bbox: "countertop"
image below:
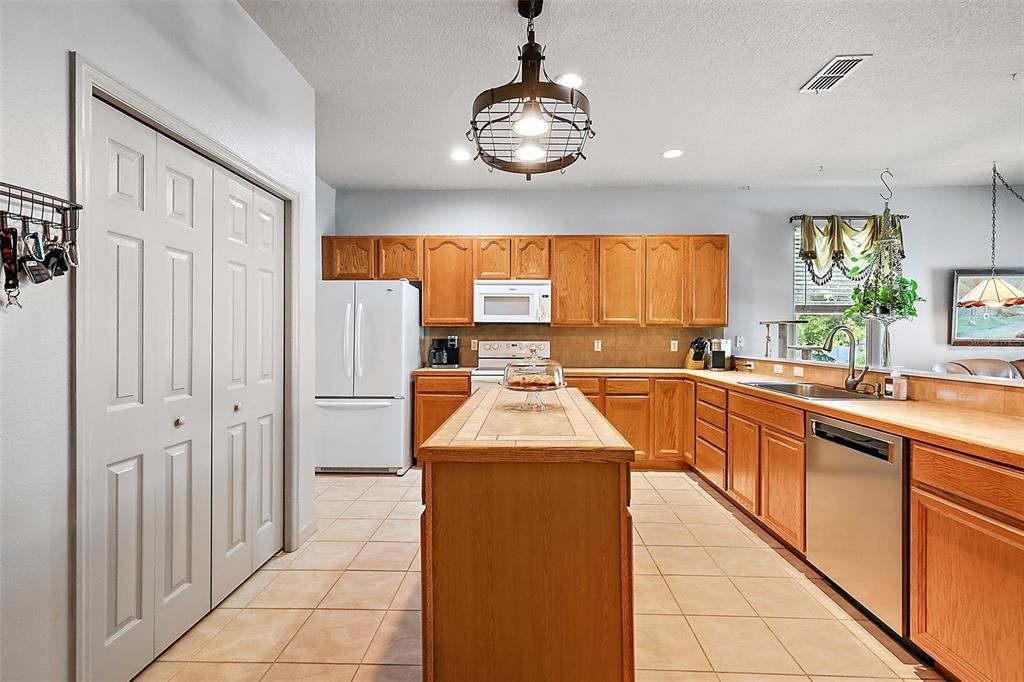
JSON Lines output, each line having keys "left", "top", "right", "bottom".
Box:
{"left": 412, "top": 366, "right": 1023, "bottom": 468}
{"left": 417, "top": 386, "right": 634, "bottom": 463}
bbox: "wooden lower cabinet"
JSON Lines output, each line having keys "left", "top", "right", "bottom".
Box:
{"left": 759, "top": 428, "right": 805, "bottom": 551}
{"left": 726, "top": 413, "right": 760, "bottom": 514}
{"left": 605, "top": 394, "right": 651, "bottom": 462}
{"left": 682, "top": 380, "right": 696, "bottom": 465}
{"left": 414, "top": 375, "right": 471, "bottom": 453}
{"left": 695, "top": 438, "right": 726, "bottom": 489}
{"left": 652, "top": 379, "right": 685, "bottom": 468}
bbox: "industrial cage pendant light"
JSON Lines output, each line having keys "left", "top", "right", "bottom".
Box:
{"left": 467, "top": 0, "right": 595, "bottom": 180}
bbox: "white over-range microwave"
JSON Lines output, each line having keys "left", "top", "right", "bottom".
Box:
{"left": 473, "top": 280, "right": 551, "bottom": 323}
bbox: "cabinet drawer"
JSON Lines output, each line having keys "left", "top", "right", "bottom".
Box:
{"left": 565, "top": 376, "right": 602, "bottom": 396}
{"left": 912, "top": 442, "right": 1024, "bottom": 523}
{"left": 696, "top": 382, "right": 726, "bottom": 408}
{"left": 416, "top": 375, "right": 471, "bottom": 395}
{"left": 696, "top": 419, "right": 726, "bottom": 451}
{"left": 729, "top": 391, "right": 804, "bottom": 438}
{"left": 606, "top": 378, "right": 651, "bottom": 395}
{"left": 695, "top": 438, "right": 726, "bottom": 489}
{"left": 696, "top": 401, "right": 726, "bottom": 429}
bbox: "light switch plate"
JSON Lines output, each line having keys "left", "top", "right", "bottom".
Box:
{"left": 470, "top": 339, "right": 478, "bottom": 350}
{"left": 670, "top": 340, "right": 679, "bottom": 352}
{"left": 735, "top": 335, "right": 745, "bottom": 349}
{"left": 594, "top": 339, "right": 602, "bottom": 352}
{"left": 793, "top": 366, "right": 805, "bottom": 377}
{"left": 773, "top": 364, "right": 784, "bottom": 375}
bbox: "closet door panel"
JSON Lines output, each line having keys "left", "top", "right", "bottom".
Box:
{"left": 212, "top": 171, "right": 256, "bottom": 604}
{"left": 153, "top": 136, "right": 214, "bottom": 651}
{"left": 86, "top": 100, "right": 159, "bottom": 682}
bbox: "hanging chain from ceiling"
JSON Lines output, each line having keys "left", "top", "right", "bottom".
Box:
{"left": 990, "top": 162, "right": 1024, "bottom": 274}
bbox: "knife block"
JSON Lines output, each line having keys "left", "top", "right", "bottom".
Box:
{"left": 684, "top": 348, "right": 706, "bottom": 369}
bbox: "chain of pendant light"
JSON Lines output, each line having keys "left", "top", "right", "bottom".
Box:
{"left": 991, "top": 163, "right": 1024, "bottom": 275}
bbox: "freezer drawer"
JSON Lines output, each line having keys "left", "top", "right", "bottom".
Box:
{"left": 314, "top": 398, "right": 411, "bottom": 472}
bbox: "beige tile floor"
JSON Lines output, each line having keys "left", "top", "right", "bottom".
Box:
{"left": 136, "top": 469, "right": 942, "bottom": 682}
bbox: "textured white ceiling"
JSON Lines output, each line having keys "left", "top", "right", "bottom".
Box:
{"left": 241, "top": 0, "right": 1024, "bottom": 190}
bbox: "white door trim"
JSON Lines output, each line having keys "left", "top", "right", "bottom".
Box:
{"left": 72, "top": 54, "right": 307, "bottom": 681}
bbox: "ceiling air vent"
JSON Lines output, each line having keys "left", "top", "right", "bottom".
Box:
{"left": 800, "top": 54, "right": 872, "bottom": 92}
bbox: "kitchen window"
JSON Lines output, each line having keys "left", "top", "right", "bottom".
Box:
{"left": 792, "top": 226, "right": 877, "bottom": 365}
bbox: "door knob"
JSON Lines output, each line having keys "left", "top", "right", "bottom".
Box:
{"left": 233, "top": 403, "right": 242, "bottom": 413}
{"left": 173, "top": 417, "right": 185, "bottom": 428}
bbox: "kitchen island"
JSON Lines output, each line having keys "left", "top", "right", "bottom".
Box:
{"left": 417, "top": 386, "right": 636, "bottom": 682}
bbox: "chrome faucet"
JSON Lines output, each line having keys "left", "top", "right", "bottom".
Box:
{"left": 818, "top": 325, "right": 869, "bottom": 391}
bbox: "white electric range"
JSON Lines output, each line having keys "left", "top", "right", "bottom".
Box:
{"left": 470, "top": 340, "right": 551, "bottom": 393}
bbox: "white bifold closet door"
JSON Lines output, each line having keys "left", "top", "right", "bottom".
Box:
{"left": 84, "top": 101, "right": 213, "bottom": 680}
{"left": 211, "top": 168, "right": 285, "bottom": 605}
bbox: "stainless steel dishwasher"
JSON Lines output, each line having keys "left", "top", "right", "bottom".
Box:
{"left": 806, "top": 413, "right": 907, "bottom": 636}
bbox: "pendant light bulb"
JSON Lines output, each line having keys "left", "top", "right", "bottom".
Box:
{"left": 514, "top": 142, "right": 545, "bottom": 162}
{"left": 512, "top": 101, "right": 550, "bottom": 137}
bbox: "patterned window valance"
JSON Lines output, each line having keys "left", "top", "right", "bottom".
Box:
{"left": 798, "top": 215, "right": 904, "bottom": 285}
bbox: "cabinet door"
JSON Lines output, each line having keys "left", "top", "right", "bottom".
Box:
{"left": 378, "top": 236, "right": 422, "bottom": 280}
{"left": 682, "top": 380, "right": 696, "bottom": 465}
{"left": 512, "top": 237, "right": 550, "bottom": 279}
{"left": 322, "top": 236, "right": 376, "bottom": 280}
{"left": 645, "top": 236, "right": 686, "bottom": 326}
{"left": 653, "top": 379, "right": 684, "bottom": 463}
{"left": 474, "top": 237, "right": 512, "bottom": 279}
{"left": 910, "top": 487, "right": 1024, "bottom": 682}
{"left": 686, "top": 235, "right": 729, "bottom": 326}
{"left": 599, "top": 236, "right": 644, "bottom": 326}
{"left": 760, "top": 428, "right": 805, "bottom": 551}
{"left": 727, "top": 413, "right": 760, "bottom": 514}
{"left": 415, "top": 393, "right": 469, "bottom": 450}
{"left": 423, "top": 237, "right": 474, "bottom": 326}
{"left": 605, "top": 395, "right": 651, "bottom": 461}
{"left": 551, "top": 237, "right": 597, "bottom": 326}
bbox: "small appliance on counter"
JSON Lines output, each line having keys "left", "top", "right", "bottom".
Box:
{"left": 709, "top": 338, "right": 733, "bottom": 371}
{"left": 429, "top": 336, "right": 460, "bottom": 368}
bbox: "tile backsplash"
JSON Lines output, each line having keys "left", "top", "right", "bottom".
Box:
{"left": 422, "top": 325, "right": 720, "bottom": 368}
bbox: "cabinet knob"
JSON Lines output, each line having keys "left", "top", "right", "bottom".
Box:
{"left": 173, "top": 417, "right": 185, "bottom": 428}
{"left": 233, "top": 403, "right": 242, "bottom": 413}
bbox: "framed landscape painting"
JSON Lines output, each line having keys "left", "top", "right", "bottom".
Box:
{"left": 950, "top": 269, "right": 1024, "bottom": 346}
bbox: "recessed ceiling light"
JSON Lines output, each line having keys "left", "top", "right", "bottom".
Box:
{"left": 555, "top": 73, "right": 584, "bottom": 89}
{"left": 450, "top": 148, "right": 472, "bottom": 162}
{"left": 662, "top": 149, "right": 684, "bottom": 159}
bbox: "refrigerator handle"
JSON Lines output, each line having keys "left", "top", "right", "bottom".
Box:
{"left": 355, "top": 301, "right": 365, "bottom": 378}
{"left": 343, "top": 301, "right": 353, "bottom": 379}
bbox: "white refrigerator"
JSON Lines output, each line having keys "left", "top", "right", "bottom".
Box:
{"left": 315, "top": 280, "right": 420, "bottom": 472}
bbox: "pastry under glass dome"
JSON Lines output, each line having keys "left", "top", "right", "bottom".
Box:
{"left": 502, "top": 347, "right": 565, "bottom": 410}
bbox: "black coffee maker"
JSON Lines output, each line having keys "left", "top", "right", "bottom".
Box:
{"left": 429, "top": 336, "right": 460, "bottom": 368}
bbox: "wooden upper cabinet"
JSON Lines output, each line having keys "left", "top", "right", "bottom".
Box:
{"left": 322, "top": 236, "right": 375, "bottom": 280}
{"left": 474, "top": 237, "right": 512, "bottom": 279}
{"left": 686, "top": 235, "right": 729, "bottom": 326}
{"left": 598, "top": 236, "right": 645, "bottom": 326}
{"left": 512, "top": 237, "right": 550, "bottom": 279}
{"left": 760, "top": 428, "right": 805, "bottom": 551}
{"left": 551, "top": 237, "right": 597, "bottom": 326}
{"left": 727, "top": 413, "right": 760, "bottom": 514}
{"left": 422, "top": 237, "right": 474, "bottom": 326}
{"left": 645, "top": 236, "right": 687, "bottom": 326}
{"left": 377, "top": 236, "right": 423, "bottom": 280}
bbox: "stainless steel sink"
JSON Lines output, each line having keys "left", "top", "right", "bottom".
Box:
{"left": 739, "top": 382, "right": 879, "bottom": 401}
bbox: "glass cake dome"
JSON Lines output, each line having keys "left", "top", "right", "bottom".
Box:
{"left": 502, "top": 347, "right": 565, "bottom": 409}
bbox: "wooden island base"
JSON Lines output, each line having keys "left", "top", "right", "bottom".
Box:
{"left": 419, "top": 387, "right": 636, "bottom": 682}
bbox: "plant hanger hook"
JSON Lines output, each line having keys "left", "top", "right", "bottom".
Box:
{"left": 879, "top": 169, "right": 894, "bottom": 201}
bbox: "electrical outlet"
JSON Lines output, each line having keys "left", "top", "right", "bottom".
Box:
{"left": 735, "top": 335, "right": 745, "bottom": 349}
{"left": 793, "top": 366, "right": 805, "bottom": 377}
{"left": 593, "top": 339, "right": 602, "bottom": 352}
{"left": 773, "top": 364, "right": 784, "bottom": 375}
{"left": 670, "top": 340, "right": 679, "bottom": 352}
{"left": 470, "top": 339, "right": 478, "bottom": 351}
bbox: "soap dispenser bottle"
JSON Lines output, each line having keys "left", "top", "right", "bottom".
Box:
{"left": 883, "top": 366, "right": 908, "bottom": 400}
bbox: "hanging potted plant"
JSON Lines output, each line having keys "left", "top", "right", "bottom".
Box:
{"left": 843, "top": 253, "right": 925, "bottom": 366}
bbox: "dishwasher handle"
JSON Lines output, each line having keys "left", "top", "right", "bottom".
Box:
{"left": 811, "top": 420, "right": 893, "bottom": 462}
